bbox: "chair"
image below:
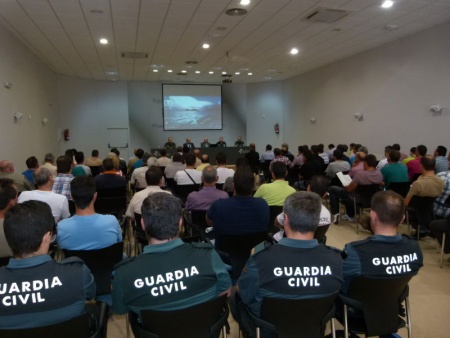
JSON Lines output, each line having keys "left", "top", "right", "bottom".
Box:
{"left": 189, "top": 209, "right": 208, "bottom": 230}
{"left": 89, "top": 166, "right": 102, "bottom": 177}
{"left": 131, "top": 295, "right": 229, "bottom": 338}
{"left": 63, "top": 242, "right": 124, "bottom": 296}
{"left": 216, "top": 232, "right": 267, "bottom": 279}
{"left": 406, "top": 195, "right": 436, "bottom": 239}
{"left": 215, "top": 183, "right": 224, "bottom": 190}
{"left": 249, "top": 293, "right": 338, "bottom": 338}
{"left": 68, "top": 200, "right": 76, "bottom": 216}
{"left": 314, "top": 224, "right": 331, "bottom": 244}
{"left": 95, "top": 186, "right": 127, "bottom": 218}
{"left": 268, "top": 205, "right": 283, "bottom": 234}
{"left": 338, "top": 275, "right": 413, "bottom": 338}
{"left": 329, "top": 171, "right": 349, "bottom": 188}
{"left": 165, "top": 178, "right": 176, "bottom": 191}
{"left": 410, "top": 173, "right": 421, "bottom": 183}
{"left": 172, "top": 184, "right": 199, "bottom": 204}
{"left": 388, "top": 181, "right": 410, "bottom": 198}
{"left": 347, "top": 184, "right": 380, "bottom": 234}
{"left": 0, "top": 307, "right": 107, "bottom": 338}
{"left": 286, "top": 165, "right": 301, "bottom": 188}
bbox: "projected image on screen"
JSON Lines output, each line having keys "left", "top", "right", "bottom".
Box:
{"left": 163, "top": 84, "right": 222, "bottom": 131}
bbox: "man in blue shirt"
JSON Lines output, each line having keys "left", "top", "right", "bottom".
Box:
{"left": 0, "top": 200, "right": 95, "bottom": 329}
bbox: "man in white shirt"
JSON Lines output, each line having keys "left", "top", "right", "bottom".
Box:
{"left": 216, "top": 152, "right": 235, "bottom": 184}
{"left": 376, "top": 146, "right": 392, "bottom": 170}
{"left": 156, "top": 149, "right": 172, "bottom": 167}
{"left": 174, "top": 154, "right": 202, "bottom": 185}
{"left": 18, "top": 167, "right": 70, "bottom": 223}
{"left": 126, "top": 167, "right": 171, "bottom": 220}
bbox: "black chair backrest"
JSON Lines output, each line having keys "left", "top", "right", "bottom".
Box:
{"left": 260, "top": 293, "right": 337, "bottom": 338}
{"left": 68, "top": 200, "right": 76, "bottom": 216}
{"left": 215, "top": 183, "right": 224, "bottom": 190}
{"left": 410, "top": 172, "right": 421, "bottom": 183}
{"left": 173, "top": 184, "right": 199, "bottom": 204}
{"left": 286, "top": 165, "right": 301, "bottom": 187}
{"left": 388, "top": 181, "right": 410, "bottom": 198}
{"left": 218, "top": 232, "right": 267, "bottom": 279}
{"left": 165, "top": 178, "right": 176, "bottom": 190}
{"left": 409, "top": 195, "right": 436, "bottom": 228}
{"left": 134, "top": 213, "right": 148, "bottom": 245}
{"left": 354, "top": 184, "right": 380, "bottom": 207}
{"left": 138, "top": 295, "right": 229, "bottom": 338}
{"left": 190, "top": 210, "right": 208, "bottom": 230}
{"left": 88, "top": 166, "right": 102, "bottom": 177}
{"left": 345, "top": 275, "right": 413, "bottom": 336}
{"left": 0, "top": 312, "right": 91, "bottom": 338}
{"left": 314, "top": 224, "right": 330, "bottom": 244}
{"left": 329, "top": 170, "right": 349, "bottom": 188}
{"left": 63, "top": 242, "right": 123, "bottom": 295}
{"left": 0, "top": 256, "right": 10, "bottom": 267}
{"left": 94, "top": 186, "right": 127, "bottom": 216}
{"left": 268, "top": 205, "right": 283, "bottom": 234}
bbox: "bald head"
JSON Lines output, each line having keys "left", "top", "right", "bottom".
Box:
{"left": 0, "top": 161, "right": 14, "bottom": 173}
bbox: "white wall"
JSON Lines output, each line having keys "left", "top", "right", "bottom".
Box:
{"left": 128, "top": 82, "right": 247, "bottom": 151}
{"left": 56, "top": 76, "right": 130, "bottom": 160}
{"left": 0, "top": 24, "right": 59, "bottom": 172}
{"left": 280, "top": 20, "right": 450, "bottom": 155}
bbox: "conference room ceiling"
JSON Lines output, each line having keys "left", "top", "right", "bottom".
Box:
{"left": 0, "top": 0, "right": 449, "bottom": 84}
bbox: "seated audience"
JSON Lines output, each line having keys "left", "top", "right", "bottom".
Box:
{"left": 392, "top": 143, "right": 407, "bottom": 162}
{"left": 245, "top": 143, "right": 260, "bottom": 174}
{"left": 164, "top": 153, "right": 185, "bottom": 179}
{"left": 42, "top": 153, "right": 58, "bottom": 177}
{"left": 22, "top": 156, "right": 39, "bottom": 185}
{"left": 325, "top": 149, "right": 351, "bottom": 178}
{"left": 402, "top": 146, "right": 416, "bottom": 164}
{"left": 156, "top": 149, "right": 172, "bottom": 167}
{"left": 18, "top": 167, "right": 70, "bottom": 223}
{"left": 0, "top": 200, "right": 95, "bottom": 328}
{"left": 349, "top": 152, "right": 365, "bottom": 178}
{"left": 52, "top": 155, "right": 74, "bottom": 200}
{"left": 85, "top": 149, "right": 102, "bottom": 167}
{"left": 232, "top": 191, "right": 343, "bottom": 335}
{"left": 126, "top": 167, "right": 171, "bottom": 220}
{"left": 434, "top": 145, "right": 449, "bottom": 173}
{"left": 260, "top": 144, "right": 275, "bottom": 162}
{"left": 216, "top": 152, "right": 235, "bottom": 184}
{"left": 376, "top": 145, "right": 393, "bottom": 170}
{"left": 185, "top": 166, "right": 228, "bottom": 211}
{"left": 131, "top": 152, "right": 152, "bottom": 189}
{"left": 94, "top": 158, "right": 127, "bottom": 190}
{"left": 195, "top": 154, "right": 210, "bottom": 172}
{"left": 407, "top": 145, "right": 427, "bottom": 181}
{"left": 112, "top": 193, "right": 231, "bottom": 319}
{"left": 0, "top": 178, "right": 17, "bottom": 258}
{"left": 174, "top": 154, "right": 202, "bottom": 185}
{"left": 269, "top": 148, "right": 292, "bottom": 172}
{"left": 381, "top": 149, "right": 409, "bottom": 189}
{"left": 0, "top": 160, "right": 33, "bottom": 192}
{"left": 73, "top": 151, "right": 91, "bottom": 176}
{"left": 254, "top": 162, "right": 295, "bottom": 206}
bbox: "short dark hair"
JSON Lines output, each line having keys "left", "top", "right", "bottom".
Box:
{"left": 141, "top": 193, "right": 181, "bottom": 240}
{"left": 110, "top": 148, "right": 120, "bottom": 156}
{"left": 26, "top": 156, "right": 38, "bottom": 169}
{"left": 303, "top": 149, "right": 313, "bottom": 161}
{"left": 136, "top": 149, "right": 144, "bottom": 159}
{"left": 266, "top": 144, "right": 272, "bottom": 151}
{"left": 145, "top": 166, "right": 163, "bottom": 186}
{"left": 436, "top": 145, "right": 447, "bottom": 157}
{"left": 371, "top": 190, "right": 404, "bottom": 226}
{"left": 273, "top": 148, "right": 281, "bottom": 156}
{"left": 142, "top": 152, "right": 151, "bottom": 164}
{"left": 311, "top": 145, "right": 318, "bottom": 154}
{"left": 160, "top": 149, "right": 167, "bottom": 156}
{"left": 384, "top": 146, "right": 393, "bottom": 154}
{"left": 0, "top": 178, "right": 17, "bottom": 210}
{"left": 309, "top": 175, "right": 329, "bottom": 198}
{"left": 271, "top": 162, "right": 287, "bottom": 179}
{"left": 233, "top": 168, "right": 254, "bottom": 196}
{"left": 284, "top": 192, "right": 321, "bottom": 233}
{"left": 328, "top": 144, "right": 335, "bottom": 149}
{"left": 4, "top": 201, "right": 54, "bottom": 257}
{"left": 410, "top": 147, "right": 416, "bottom": 154}
{"left": 416, "top": 145, "right": 427, "bottom": 156}
{"left": 421, "top": 155, "right": 435, "bottom": 171}
{"left": 75, "top": 151, "right": 84, "bottom": 164}
{"left": 34, "top": 167, "right": 52, "bottom": 187}
{"left": 185, "top": 154, "right": 196, "bottom": 166}
{"left": 333, "top": 149, "right": 343, "bottom": 160}
{"left": 103, "top": 158, "right": 115, "bottom": 171}
{"left": 317, "top": 144, "right": 324, "bottom": 153}
{"left": 92, "top": 149, "right": 99, "bottom": 157}
{"left": 249, "top": 143, "right": 256, "bottom": 151}
{"left": 172, "top": 153, "right": 182, "bottom": 162}
{"left": 216, "top": 152, "right": 227, "bottom": 165}
{"left": 71, "top": 176, "right": 96, "bottom": 209}
{"left": 364, "top": 154, "right": 378, "bottom": 168}
{"left": 388, "top": 150, "right": 400, "bottom": 163}
{"left": 392, "top": 144, "right": 401, "bottom": 151}
{"left": 235, "top": 157, "right": 249, "bottom": 169}
{"left": 56, "top": 155, "right": 72, "bottom": 174}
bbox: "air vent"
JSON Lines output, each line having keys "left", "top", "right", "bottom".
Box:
{"left": 305, "top": 7, "right": 349, "bottom": 23}
{"left": 185, "top": 60, "right": 198, "bottom": 65}
{"left": 221, "top": 74, "right": 232, "bottom": 78}
{"left": 121, "top": 52, "right": 148, "bottom": 59}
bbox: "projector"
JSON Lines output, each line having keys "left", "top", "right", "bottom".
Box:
{"left": 222, "top": 78, "right": 232, "bottom": 84}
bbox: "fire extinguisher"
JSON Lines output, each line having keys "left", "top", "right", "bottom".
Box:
{"left": 274, "top": 123, "right": 280, "bottom": 134}
{"left": 63, "top": 129, "right": 70, "bottom": 141}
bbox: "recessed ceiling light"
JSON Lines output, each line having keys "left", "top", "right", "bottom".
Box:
{"left": 290, "top": 48, "right": 299, "bottom": 55}
{"left": 181, "top": 70, "right": 187, "bottom": 73}
{"left": 235, "top": 72, "right": 240, "bottom": 75}
{"left": 209, "top": 71, "right": 214, "bottom": 74}
{"left": 225, "top": 8, "right": 248, "bottom": 16}
{"left": 195, "top": 70, "right": 200, "bottom": 74}
{"left": 248, "top": 72, "right": 253, "bottom": 76}
{"left": 240, "top": 0, "right": 251, "bottom": 5}
{"left": 381, "top": 1, "right": 394, "bottom": 8}
{"left": 167, "top": 70, "right": 173, "bottom": 73}
{"left": 202, "top": 43, "right": 210, "bottom": 49}
{"left": 153, "top": 69, "right": 158, "bottom": 73}
{"left": 185, "top": 60, "right": 198, "bottom": 65}
{"left": 222, "top": 71, "right": 227, "bottom": 75}
{"left": 99, "top": 38, "right": 108, "bottom": 45}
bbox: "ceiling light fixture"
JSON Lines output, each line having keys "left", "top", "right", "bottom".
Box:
{"left": 225, "top": 8, "right": 248, "bottom": 16}
{"left": 202, "top": 43, "right": 210, "bottom": 49}
{"left": 290, "top": 48, "right": 299, "bottom": 55}
{"left": 248, "top": 72, "right": 253, "bottom": 76}
{"left": 195, "top": 71, "right": 200, "bottom": 74}
{"left": 181, "top": 70, "right": 187, "bottom": 73}
{"left": 167, "top": 70, "right": 173, "bottom": 73}
{"left": 209, "top": 71, "right": 214, "bottom": 74}
{"left": 99, "top": 38, "right": 108, "bottom": 44}
{"left": 381, "top": 1, "right": 394, "bottom": 8}
{"left": 222, "top": 71, "right": 227, "bottom": 75}
{"left": 235, "top": 72, "right": 240, "bottom": 75}
{"left": 240, "top": 0, "right": 251, "bottom": 5}
{"left": 153, "top": 69, "right": 158, "bottom": 73}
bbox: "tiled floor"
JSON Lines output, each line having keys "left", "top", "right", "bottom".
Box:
{"left": 107, "top": 220, "right": 450, "bottom": 337}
